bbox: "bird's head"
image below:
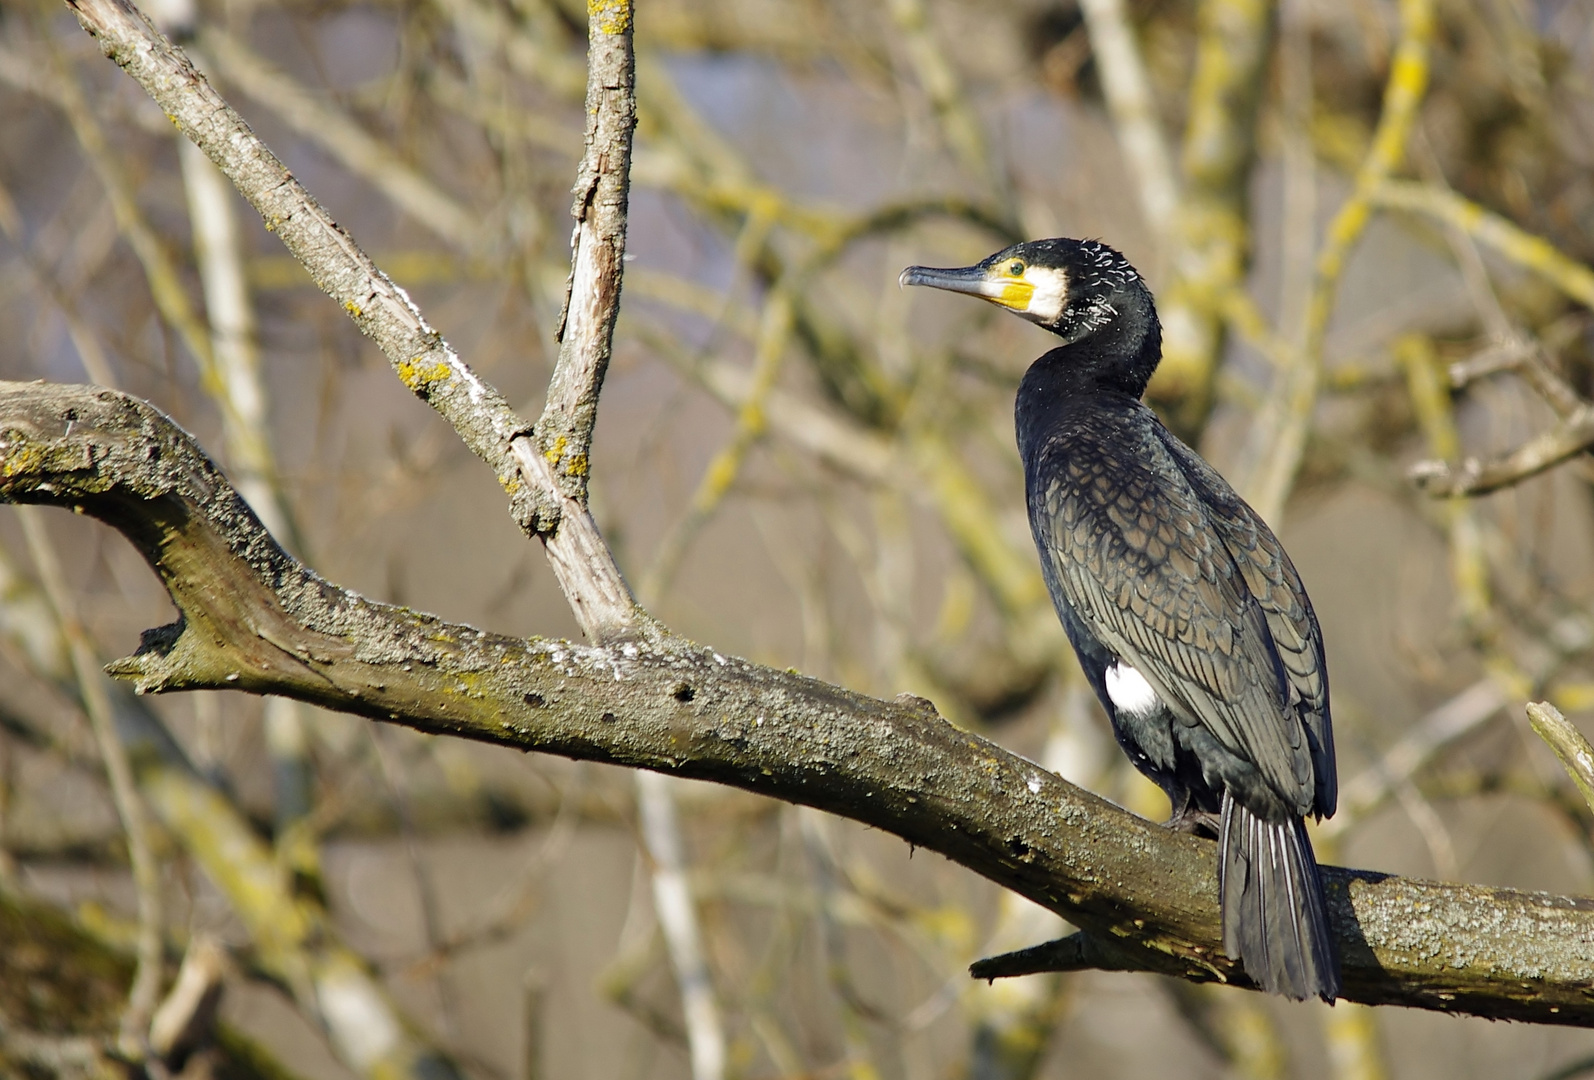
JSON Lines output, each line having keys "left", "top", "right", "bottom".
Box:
{"left": 899, "top": 238, "right": 1147, "bottom": 345}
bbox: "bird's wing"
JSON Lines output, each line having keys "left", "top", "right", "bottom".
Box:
{"left": 1032, "top": 417, "right": 1316, "bottom": 813}
{"left": 1158, "top": 432, "right": 1336, "bottom": 817}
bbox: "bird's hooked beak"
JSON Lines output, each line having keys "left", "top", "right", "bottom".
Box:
{"left": 898, "top": 262, "right": 1036, "bottom": 314}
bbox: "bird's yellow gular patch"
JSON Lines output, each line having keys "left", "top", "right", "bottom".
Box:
{"left": 990, "top": 278, "right": 1035, "bottom": 312}
{"left": 988, "top": 263, "right": 1068, "bottom": 323}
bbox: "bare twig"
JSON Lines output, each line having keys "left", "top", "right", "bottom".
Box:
{"left": 1398, "top": 335, "right": 1491, "bottom": 626}
{"left": 1379, "top": 178, "right": 1594, "bottom": 498}
{"left": 1526, "top": 702, "right": 1594, "bottom": 815}
{"left": 139, "top": 747, "right": 466, "bottom": 1078}
{"left": 1372, "top": 181, "right": 1594, "bottom": 311}
{"left": 1445, "top": 324, "right": 1589, "bottom": 424}
{"left": 1408, "top": 404, "right": 1594, "bottom": 498}
{"left": 534, "top": 0, "right": 635, "bottom": 519}
{"left": 0, "top": 511, "right": 462, "bottom": 1079}
{"left": 147, "top": 934, "right": 227, "bottom": 1065}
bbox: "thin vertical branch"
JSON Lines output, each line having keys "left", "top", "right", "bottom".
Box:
{"left": 637, "top": 770, "right": 727, "bottom": 1080}
{"left": 1398, "top": 335, "right": 1492, "bottom": 628}
{"left": 535, "top": 0, "right": 636, "bottom": 516}
{"left": 11, "top": 32, "right": 222, "bottom": 404}
{"left": 1152, "top": 0, "right": 1274, "bottom": 424}
{"left": 176, "top": 108, "right": 317, "bottom": 840}
{"left": 800, "top": 809, "right": 885, "bottom": 1080}
{"left": 1076, "top": 0, "right": 1178, "bottom": 234}
{"left": 1275, "top": 0, "right": 1316, "bottom": 351}
{"left": 1239, "top": 0, "right": 1435, "bottom": 521}
{"left": 370, "top": 727, "right": 461, "bottom": 1040}
{"left": 176, "top": 137, "right": 296, "bottom": 545}
{"left": 17, "top": 507, "right": 164, "bottom": 1058}
{"left": 522, "top": 968, "right": 548, "bottom": 1080}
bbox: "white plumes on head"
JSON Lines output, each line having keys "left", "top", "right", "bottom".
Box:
{"left": 1023, "top": 267, "right": 1069, "bottom": 323}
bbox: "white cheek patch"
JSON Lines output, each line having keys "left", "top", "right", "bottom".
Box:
{"left": 1022, "top": 267, "right": 1069, "bottom": 323}
{"left": 1105, "top": 662, "right": 1161, "bottom": 717}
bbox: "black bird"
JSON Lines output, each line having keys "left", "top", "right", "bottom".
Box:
{"left": 901, "top": 238, "right": 1340, "bottom": 1002}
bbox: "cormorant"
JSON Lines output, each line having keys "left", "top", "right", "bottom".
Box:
{"left": 901, "top": 238, "right": 1340, "bottom": 1002}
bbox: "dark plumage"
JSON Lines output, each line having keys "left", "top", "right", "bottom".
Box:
{"left": 901, "top": 238, "right": 1340, "bottom": 1001}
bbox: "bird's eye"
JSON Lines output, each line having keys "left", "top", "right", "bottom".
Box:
{"left": 1008, "top": 260, "right": 1026, "bottom": 276}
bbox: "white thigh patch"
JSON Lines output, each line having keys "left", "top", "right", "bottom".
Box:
{"left": 1105, "top": 662, "right": 1161, "bottom": 717}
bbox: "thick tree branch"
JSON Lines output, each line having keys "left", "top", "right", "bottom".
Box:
{"left": 3, "top": 381, "right": 1594, "bottom": 1026}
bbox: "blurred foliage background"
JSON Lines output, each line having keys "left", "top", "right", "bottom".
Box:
{"left": 2, "top": 0, "right": 1594, "bottom": 1077}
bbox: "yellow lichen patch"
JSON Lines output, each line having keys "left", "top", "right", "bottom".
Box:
{"left": 0, "top": 443, "right": 46, "bottom": 480}
{"left": 740, "top": 402, "right": 766, "bottom": 435}
{"left": 500, "top": 474, "right": 521, "bottom": 494}
{"left": 397, "top": 357, "right": 452, "bottom": 393}
{"left": 343, "top": 300, "right": 363, "bottom": 319}
{"left": 564, "top": 453, "right": 589, "bottom": 478}
{"left": 588, "top": 0, "right": 631, "bottom": 34}
{"left": 543, "top": 435, "right": 568, "bottom": 464}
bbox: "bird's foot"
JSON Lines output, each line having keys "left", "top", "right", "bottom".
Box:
{"left": 1164, "top": 808, "right": 1220, "bottom": 837}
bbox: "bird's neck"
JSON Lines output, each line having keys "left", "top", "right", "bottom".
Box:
{"left": 1015, "top": 287, "right": 1161, "bottom": 457}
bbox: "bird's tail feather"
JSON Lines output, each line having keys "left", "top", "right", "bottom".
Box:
{"left": 1218, "top": 791, "right": 1341, "bottom": 1002}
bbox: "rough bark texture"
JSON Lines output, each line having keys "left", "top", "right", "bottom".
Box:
{"left": 3, "top": 380, "right": 1593, "bottom": 1027}
{"left": 538, "top": 0, "right": 635, "bottom": 515}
